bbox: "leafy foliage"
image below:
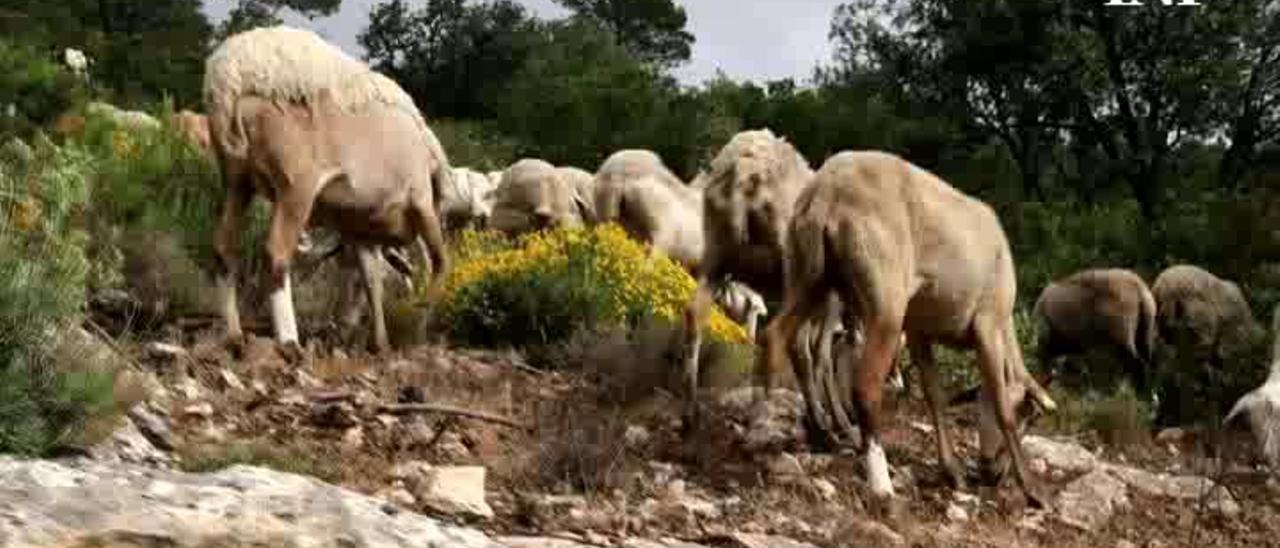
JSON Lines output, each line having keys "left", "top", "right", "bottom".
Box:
{"left": 0, "top": 0, "right": 212, "bottom": 107}
{"left": 0, "top": 134, "right": 121, "bottom": 456}
{"left": 0, "top": 41, "right": 88, "bottom": 139}
{"left": 439, "top": 225, "right": 749, "bottom": 354}
{"left": 553, "top": 0, "right": 694, "bottom": 67}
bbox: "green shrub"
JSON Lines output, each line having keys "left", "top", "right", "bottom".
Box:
{"left": 0, "top": 135, "right": 123, "bottom": 456}
{"left": 438, "top": 225, "right": 750, "bottom": 360}
{"left": 430, "top": 119, "right": 518, "bottom": 171}
{"left": 0, "top": 41, "right": 87, "bottom": 139}
{"left": 1043, "top": 385, "right": 1152, "bottom": 447}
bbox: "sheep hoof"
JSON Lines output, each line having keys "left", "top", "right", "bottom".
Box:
{"left": 277, "top": 341, "right": 306, "bottom": 364}
{"left": 978, "top": 455, "right": 1011, "bottom": 487}
{"left": 944, "top": 462, "right": 967, "bottom": 491}
{"left": 223, "top": 335, "right": 247, "bottom": 360}
{"left": 1024, "top": 486, "right": 1049, "bottom": 510}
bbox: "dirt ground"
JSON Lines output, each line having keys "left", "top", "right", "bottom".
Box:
{"left": 142, "top": 330, "right": 1280, "bottom": 548}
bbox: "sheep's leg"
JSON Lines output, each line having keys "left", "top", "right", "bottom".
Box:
{"left": 264, "top": 189, "right": 317, "bottom": 364}
{"left": 335, "top": 246, "right": 366, "bottom": 344}
{"left": 681, "top": 279, "right": 715, "bottom": 429}
{"left": 793, "top": 319, "right": 837, "bottom": 450}
{"left": 849, "top": 314, "right": 905, "bottom": 501}
{"left": 214, "top": 173, "right": 253, "bottom": 355}
{"left": 408, "top": 196, "right": 449, "bottom": 300}
{"left": 355, "top": 245, "right": 390, "bottom": 353}
{"left": 816, "top": 296, "right": 859, "bottom": 445}
{"left": 764, "top": 286, "right": 834, "bottom": 450}
{"left": 910, "top": 336, "right": 966, "bottom": 490}
{"left": 976, "top": 318, "right": 1046, "bottom": 509}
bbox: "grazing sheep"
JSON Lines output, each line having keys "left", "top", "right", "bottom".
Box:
{"left": 593, "top": 149, "right": 687, "bottom": 224}
{"left": 440, "top": 167, "right": 499, "bottom": 231}
{"left": 591, "top": 152, "right": 704, "bottom": 271}
{"left": 681, "top": 129, "right": 854, "bottom": 446}
{"left": 557, "top": 166, "right": 597, "bottom": 224}
{"left": 1152, "top": 264, "right": 1264, "bottom": 364}
{"left": 714, "top": 281, "right": 768, "bottom": 340}
{"left": 169, "top": 110, "right": 213, "bottom": 159}
{"left": 763, "top": 150, "right": 1055, "bottom": 506}
{"left": 1034, "top": 268, "right": 1159, "bottom": 399}
{"left": 204, "top": 26, "right": 450, "bottom": 358}
{"left": 1224, "top": 304, "right": 1280, "bottom": 470}
{"left": 489, "top": 158, "right": 590, "bottom": 236}
{"left": 86, "top": 102, "right": 161, "bottom": 131}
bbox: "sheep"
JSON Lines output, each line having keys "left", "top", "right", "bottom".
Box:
{"left": 489, "top": 158, "right": 591, "bottom": 236}
{"left": 593, "top": 149, "right": 687, "bottom": 224}
{"left": 763, "top": 150, "right": 1056, "bottom": 506}
{"left": 680, "top": 129, "right": 855, "bottom": 447}
{"left": 440, "top": 167, "right": 499, "bottom": 231}
{"left": 85, "top": 102, "right": 161, "bottom": 131}
{"left": 1224, "top": 303, "right": 1280, "bottom": 470}
{"left": 1034, "top": 268, "right": 1159, "bottom": 399}
{"left": 713, "top": 281, "right": 768, "bottom": 340}
{"left": 557, "top": 166, "right": 596, "bottom": 224}
{"left": 204, "top": 26, "right": 451, "bottom": 358}
{"left": 168, "top": 110, "right": 213, "bottom": 159}
{"left": 1152, "top": 264, "right": 1264, "bottom": 365}
{"left": 591, "top": 151, "right": 704, "bottom": 271}
{"left": 63, "top": 48, "right": 89, "bottom": 77}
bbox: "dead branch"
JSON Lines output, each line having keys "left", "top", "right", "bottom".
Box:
{"left": 377, "top": 402, "right": 529, "bottom": 430}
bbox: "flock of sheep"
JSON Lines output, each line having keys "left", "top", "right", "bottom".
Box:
{"left": 119, "top": 24, "right": 1280, "bottom": 508}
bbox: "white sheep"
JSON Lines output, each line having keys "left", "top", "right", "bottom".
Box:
{"left": 713, "top": 281, "right": 768, "bottom": 340}
{"left": 489, "top": 158, "right": 590, "bottom": 236}
{"left": 203, "top": 25, "right": 451, "bottom": 357}
{"left": 63, "top": 48, "right": 89, "bottom": 77}
{"left": 85, "top": 102, "right": 161, "bottom": 131}
{"left": 1224, "top": 304, "right": 1280, "bottom": 470}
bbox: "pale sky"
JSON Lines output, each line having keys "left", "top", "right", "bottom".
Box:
{"left": 201, "top": 0, "right": 845, "bottom": 85}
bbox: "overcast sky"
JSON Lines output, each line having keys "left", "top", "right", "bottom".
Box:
{"left": 201, "top": 0, "right": 845, "bottom": 85}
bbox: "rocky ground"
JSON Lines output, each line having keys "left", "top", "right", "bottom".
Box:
{"left": 14, "top": 324, "right": 1280, "bottom": 548}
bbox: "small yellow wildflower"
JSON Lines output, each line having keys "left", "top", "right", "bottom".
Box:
{"left": 8, "top": 196, "right": 42, "bottom": 232}
{"left": 439, "top": 224, "right": 750, "bottom": 345}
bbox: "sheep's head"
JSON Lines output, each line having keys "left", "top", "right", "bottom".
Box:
{"left": 704, "top": 137, "right": 789, "bottom": 247}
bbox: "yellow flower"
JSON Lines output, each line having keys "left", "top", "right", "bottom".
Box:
{"left": 439, "top": 224, "right": 750, "bottom": 345}
{"left": 110, "top": 130, "right": 138, "bottom": 159}
{"left": 8, "top": 196, "right": 42, "bottom": 232}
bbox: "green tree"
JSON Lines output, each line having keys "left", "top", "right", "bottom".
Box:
{"left": 359, "top": 0, "right": 541, "bottom": 120}
{"left": 495, "top": 19, "right": 677, "bottom": 170}
{"left": 553, "top": 0, "right": 694, "bottom": 68}
{"left": 217, "top": 0, "right": 343, "bottom": 39}
{"left": 0, "top": 0, "right": 212, "bottom": 107}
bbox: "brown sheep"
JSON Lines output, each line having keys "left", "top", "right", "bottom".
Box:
{"left": 763, "top": 150, "right": 1055, "bottom": 506}
{"left": 682, "top": 129, "right": 855, "bottom": 447}
{"left": 1034, "top": 268, "right": 1158, "bottom": 399}
{"left": 489, "top": 158, "right": 591, "bottom": 237}
{"left": 1152, "top": 264, "right": 1264, "bottom": 364}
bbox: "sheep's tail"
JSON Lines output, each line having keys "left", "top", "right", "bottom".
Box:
{"left": 1136, "top": 284, "right": 1158, "bottom": 366}
{"left": 785, "top": 187, "right": 830, "bottom": 292}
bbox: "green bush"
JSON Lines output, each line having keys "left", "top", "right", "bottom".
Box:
{"left": 0, "top": 41, "right": 87, "bottom": 139}
{"left": 430, "top": 119, "right": 518, "bottom": 172}
{"left": 0, "top": 135, "right": 122, "bottom": 456}
{"left": 438, "top": 225, "right": 750, "bottom": 359}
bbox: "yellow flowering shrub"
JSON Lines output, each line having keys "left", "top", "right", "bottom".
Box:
{"left": 438, "top": 224, "right": 750, "bottom": 349}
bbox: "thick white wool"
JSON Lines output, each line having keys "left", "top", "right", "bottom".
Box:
{"left": 203, "top": 25, "right": 455, "bottom": 198}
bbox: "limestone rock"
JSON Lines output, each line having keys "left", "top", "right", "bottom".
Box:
{"left": 1022, "top": 435, "right": 1099, "bottom": 474}
{"left": 0, "top": 458, "right": 504, "bottom": 547}
{"left": 1055, "top": 469, "right": 1130, "bottom": 532}
{"left": 410, "top": 465, "right": 495, "bottom": 519}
